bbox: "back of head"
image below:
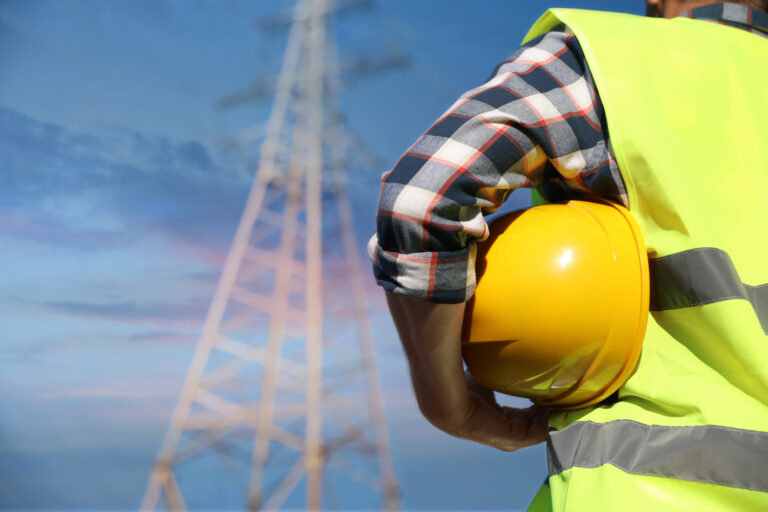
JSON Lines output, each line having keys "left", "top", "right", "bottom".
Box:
{"left": 730, "top": 0, "right": 767, "bottom": 10}
{"left": 698, "top": 0, "right": 767, "bottom": 10}
{"left": 648, "top": 0, "right": 767, "bottom": 19}
{"left": 663, "top": 1, "right": 768, "bottom": 14}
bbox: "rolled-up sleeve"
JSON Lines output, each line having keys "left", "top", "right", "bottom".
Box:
{"left": 369, "top": 28, "right": 626, "bottom": 302}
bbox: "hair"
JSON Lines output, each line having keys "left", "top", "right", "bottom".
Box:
{"left": 689, "top": 0, "right": 768, "bottom": 10}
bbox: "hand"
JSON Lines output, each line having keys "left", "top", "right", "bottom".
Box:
{"left": 459, "top": 369, "right": 550, "bottom": 451}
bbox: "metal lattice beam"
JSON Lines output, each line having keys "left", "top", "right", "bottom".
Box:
{"left": 141, "top": 1, "right": 399, "bottom": 510}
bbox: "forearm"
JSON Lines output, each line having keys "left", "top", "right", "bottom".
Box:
{"left": 385, "top": 291, "right": 470, "bottom": 426}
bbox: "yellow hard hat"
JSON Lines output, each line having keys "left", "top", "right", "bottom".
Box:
{"left": 461, "top": 198, "right": 649, "bottom": 409}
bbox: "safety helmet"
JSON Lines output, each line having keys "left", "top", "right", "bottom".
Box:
{"left": 462, "top": 198, "right": 649, "bottom": 409}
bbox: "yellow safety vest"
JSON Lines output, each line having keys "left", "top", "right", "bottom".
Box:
{"left": 523, "top": 9, "right": 768, "bottom": 511}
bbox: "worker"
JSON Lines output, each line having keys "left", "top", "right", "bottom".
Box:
{"left": 368, "top": 0, "right": 768, "bottom": 510}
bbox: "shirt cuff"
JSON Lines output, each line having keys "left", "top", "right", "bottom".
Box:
{"left": 367, "top": 234, "right": 476, "bottom": 303}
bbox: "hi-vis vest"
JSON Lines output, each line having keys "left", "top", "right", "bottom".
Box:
{"left": 523, "top": 9, "right": 768, "bottom": 511}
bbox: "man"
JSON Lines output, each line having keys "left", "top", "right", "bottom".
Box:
{"left": 369, "top": 0, "right": 768, "bottom": 509}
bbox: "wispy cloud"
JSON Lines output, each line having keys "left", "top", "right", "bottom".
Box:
{"left": 128, "top": 329, "right": 196, "bottom": 344}
{"left": 35, "top": 298, "right": 208, "bottom": 327}
{"left": 33, "top": 375, "right": 183, "bottom": 401}
{"left": 0, "top": 106, "right": 251, "bottom": 254}
{"left": 0, "top": 105, "right": 384, "bottom": 271}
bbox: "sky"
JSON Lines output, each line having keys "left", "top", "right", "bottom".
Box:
{"left": 0, "top": 0, "right": 643, "bottom": 510}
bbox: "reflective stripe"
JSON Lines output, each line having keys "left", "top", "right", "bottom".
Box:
{"left": 649, "top": 247, "right": 768, "bottom": 334}
{"left": 548, "top": 420, "right": 768, "bottom": 492}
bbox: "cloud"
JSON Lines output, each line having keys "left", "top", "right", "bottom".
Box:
{"left": 0, "top": 106, "right": 251, "bottom": 253}
{"left": 36, "top": 298, "right": 208, "bottom": 327}
{"left": 34, "top": 378, "right": 181, "bottom": 400}
{"left": 128, "top": 329, "right": 196, "bottom": 343}
{"left": 0, "top": 210, "right": 132, "bottom": 250}
{"left": 0, "top": 106, "right": 394, "bottom": 360}
{"left": 175, "top": 140, "right": 213, "bottom": 169}
{"left": 0, "top": 104, "right": 386, "bottom": 255}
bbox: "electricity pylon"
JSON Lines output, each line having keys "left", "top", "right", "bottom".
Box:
{"left": 141, "top": 0, "right": 399, "bottom": 509}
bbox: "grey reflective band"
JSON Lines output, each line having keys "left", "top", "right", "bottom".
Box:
{"left": 548, "top": 420, "right": 768, "bottom": 492}
{"left": 649, "top": 247, "right": 768, "bottom": 334}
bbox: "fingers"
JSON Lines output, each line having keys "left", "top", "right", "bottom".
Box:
{"left": 458, "top": 397, "right": 550, "bottom": 452}
{"left": 499, "top": 405, "right": 550, "bottom": 449}
{"left": 501, "top": 404, "right": 549, "bottom": 421}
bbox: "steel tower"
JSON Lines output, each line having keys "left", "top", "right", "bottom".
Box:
{"left": 141, "top": 0, "right": 399, "bottom": 509}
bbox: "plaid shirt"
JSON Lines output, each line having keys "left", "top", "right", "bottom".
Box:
{"left": 369, "top": 3, "right": 768, "bottom": 303}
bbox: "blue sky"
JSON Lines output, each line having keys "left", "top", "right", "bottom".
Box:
{"left": 0, "top": 1, "right": 643, "bottom": 510}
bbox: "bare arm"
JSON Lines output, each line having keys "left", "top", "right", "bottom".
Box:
{"left": 385, "top": 291, "right": 549, "bottom": 451}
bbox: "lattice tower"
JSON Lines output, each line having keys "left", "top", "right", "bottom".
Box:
{"left": 141, "top": 0, "right": 399, "bottom": 509}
